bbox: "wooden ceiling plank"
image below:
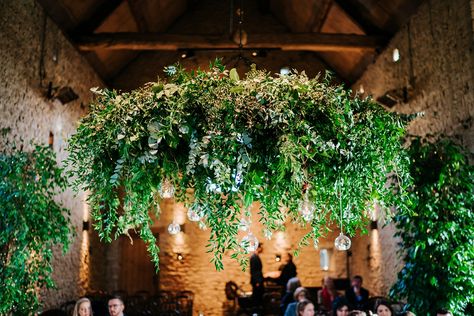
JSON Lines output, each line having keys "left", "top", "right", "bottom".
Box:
{"left": 333, "top": 0, "right": 388, "bottom": 35}
{"left": 309, "top": 0, "right": 333, "bottom": 32}
{"left": 127, "top": 0, "right": 148, "bottom": 32}
{"left": 36, "top": 0, "right": 77, "bottom": 32}
{"left": 75, "top": 32, "right": 387, "bottom": 52}
{"left": 73, "top": 0, "right": 124, "bottom": 35}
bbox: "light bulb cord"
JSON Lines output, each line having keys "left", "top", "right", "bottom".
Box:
{"left": 339, "top": 178, "right": 343, "bottom": 233}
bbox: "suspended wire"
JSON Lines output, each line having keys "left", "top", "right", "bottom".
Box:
{"left": 339, "top": 178, "right": 343, "bottom": 233}
{"left": 39, "top": 9, "right": 47, "bottom": 88}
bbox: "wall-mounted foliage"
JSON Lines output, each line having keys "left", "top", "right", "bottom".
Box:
{"left": 0, "top": 145, "right": 72, "bottom": 315}
{"left": 391, "top": 139, "right": 474, "bottom": 315}
{"left": 67, "top": 60, "right": 412, "bottom": 270}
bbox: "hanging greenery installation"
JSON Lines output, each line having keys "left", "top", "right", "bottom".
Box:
{"left": 67, "top": 60, "right": 412, "bottom": 270}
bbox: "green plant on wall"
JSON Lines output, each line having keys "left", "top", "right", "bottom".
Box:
{"left": 0, "top": 144, "right": 73, "bottom": 315}
{"left": 391, "top": 139, "right": 474, "bottom": 315}
{"left": 67, "top": 60, "right": 412, "bottom": 270}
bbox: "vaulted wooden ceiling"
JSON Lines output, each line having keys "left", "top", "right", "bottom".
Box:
{"left": 37, "top": 0, "right": 424, "bottom": 90}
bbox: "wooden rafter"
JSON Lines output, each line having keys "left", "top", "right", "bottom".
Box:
{"left": 127, "top": 0, "right": 148, "bottom": 32}
{"left": 333, "top": 0, "right": 388, "bottom": 35}
{"left": 308, "top": 0, "right": 333, "bottom": 32}
{"left": 75, "top": 32, "right": 387, "bottom": 52}
{"left": 73, "top": 0, "right": 124, "bottom": 34}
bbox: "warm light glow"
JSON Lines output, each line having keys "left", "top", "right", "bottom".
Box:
{"left": 274, "top": 231, "right": 289, "bottom": 252}
{"left": 319, "top": 248, "right": 329, "bottom": 271}
{"left": 392, "top": 48, "right": 400, "bottom": 62}
{"left": 79, "top": 195, "right": 90, "bottom": 293}
{"left": 173, "top": 203, "right": 186, "bottom": 224}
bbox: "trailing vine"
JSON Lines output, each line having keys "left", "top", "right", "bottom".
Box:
{"left": 391, "top": 139, "right": 474, "bottom": 315}
{"left": 0, "top": 144, "right": 72, "bottom": 315}
{"left": 67, "top": 60, "right": 412, "bottom": 270}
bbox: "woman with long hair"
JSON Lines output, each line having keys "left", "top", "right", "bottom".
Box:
{"left": 73, "top": 297, "right": 93, "bottom": 316}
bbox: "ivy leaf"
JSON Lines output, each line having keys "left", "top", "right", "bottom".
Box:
{"left": 230, "top": 68, "right": 239, "bottom": 81}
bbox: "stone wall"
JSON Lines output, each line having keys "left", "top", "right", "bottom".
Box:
{"left": 351, "top": 0, "right": 474, "bottom": 297}
{"left": 154, "top": 200, "right": 348, "bottom": 316}
{"left": 0, "top": 0, "right": 103, "bottom": 309}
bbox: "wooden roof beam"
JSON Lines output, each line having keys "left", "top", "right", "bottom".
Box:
{"left": 73, "top": 0, "right": 124, "bottom": 35}
{"left": 333, "top": 0, "right": 388, "bottom": 36}
{"left": 75, "top": 32, "right": 387, "bottom": 52}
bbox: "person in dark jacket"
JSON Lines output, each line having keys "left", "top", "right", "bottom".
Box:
{"left": 277, "top": 253, "right": 297, "bottom": 289}
{"left": 344, "top": 275, "right": 369, "bottom": 311}
{"left": 250, "top": 243, "right": 264, "bottom": 308}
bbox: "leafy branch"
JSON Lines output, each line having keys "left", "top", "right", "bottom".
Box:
{"left": 67, "top": 60, "right": 412, "bottom": 270}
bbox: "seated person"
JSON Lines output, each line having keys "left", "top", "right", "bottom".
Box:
{"left": 108, "top": 296, "right": 126, "bottom": 316}
{"left": 436, "top": 309, "right": 452, "bottom": 316}
{"left": 374, "top": 300, "right": 393, "bottom": 316}
{"left": 284, "top": 287, "right": 309, "bottom": 316}
{"left": 73, "top": 297, "right": 93, "bottom": 316}
{"left": 297, "top": 299, "right": 315, "bottom": 316}
{"left": 345, "top": 276, "right": 369, "bottom": 311}
{"left": 317, "top": 276, "right": 338, "bottom": 312}
{"left": 280, "top": 277, "right": 301, "bottom": 315}
{"left": 332, "top": 297, "right": 351, "bottom": 316}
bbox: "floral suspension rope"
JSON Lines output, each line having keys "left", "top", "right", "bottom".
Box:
{"left": 67, "top": 61, "right": 412, "bottom": 270}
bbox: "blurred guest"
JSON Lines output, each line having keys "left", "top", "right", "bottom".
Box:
{"left": 280, "top": 277, "right": 302, "bottom": 314}
{"left": 435, "top": 309, "right": 452, "bottom": 316}
{"left": 278, "top": 253, "right": 297, "bottom": 289}
{"left": 374, "top": 300, "right": 393, "bottom": 316}
{"left": 332, "top": 297, "right": 351, "bottom": 316}
{"left": 108, "top": 296, "right": 125, "bottom": 316}
{"left": 284, "top": 287, "right": 309, "bottom": 316}
{"left": 345, "top": 275, "right": 369, "bottom": 311}
{"left": 73, "top": 297, "right": 93, "bottom": 316}
{"left": 297, "top": 299, "right": 315, "bottom": 316}
{"left": 250, "top": 243, "right": 265, "bottom": 308}
{"left": 317, "top": 276, "right": 338, "bottom": 312}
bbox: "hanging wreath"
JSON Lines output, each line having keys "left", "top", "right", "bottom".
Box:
{"left": 67, "top": 60, "right": 412, "bottom": 270}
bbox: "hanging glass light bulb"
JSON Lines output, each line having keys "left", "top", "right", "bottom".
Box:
{"left": 334, "top": 232, "right": 351, "bottom": 251}
{"left": 299, "top": 192, "right": 315, "bottom": 222}
{"left": 198, "top": 220, "right": 207, "bottom": 230}
{"left": 302, "top": 211, "right": 314, "bottom": 222}
{"left": 167, "top": 222, "right": 181, "bottom": 235}
{"left": 263, "top": 228, "right": 272, "bottom": 240}
{"left": 313, "top": 238, "right": 319, "bottom": 250}
{"left": 154, "top": 202, "right": 161, "bottom": 216}
{"left": 159, "top": 178, "right": 175, "bottom": 198}
{"left": 238, "top": 217, "right": 250, "bottom": 232}
{"left": 187, "top": 204, "right": 202, "bottom": 222}
{"left": 240, "top": 233, "right": 259, "bottom": 252}
{"left": 334, "top": 179, "right": 351, "bottom": 251}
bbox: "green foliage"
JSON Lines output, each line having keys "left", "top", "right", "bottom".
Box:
{"left": 0, "top": 145, "right": 72, "bottom": 315}
{"left": 67, "top": 60, "right": 412, "bottom": 270}
{"left": 391, "top": 139, "right": 474, "bottom": 315}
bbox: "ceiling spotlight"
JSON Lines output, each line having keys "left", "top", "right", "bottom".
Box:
{"left": 179, "top": 50, "right": 194, "bottom": 59}
{"left": 177, "top": 253, "right": 184, "bottom": 261}
{"left": 251, "top": 51, "right": 258, "bottom": 57}
{"left": 275, "top": 254, "right": 281, "bottom": 262}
